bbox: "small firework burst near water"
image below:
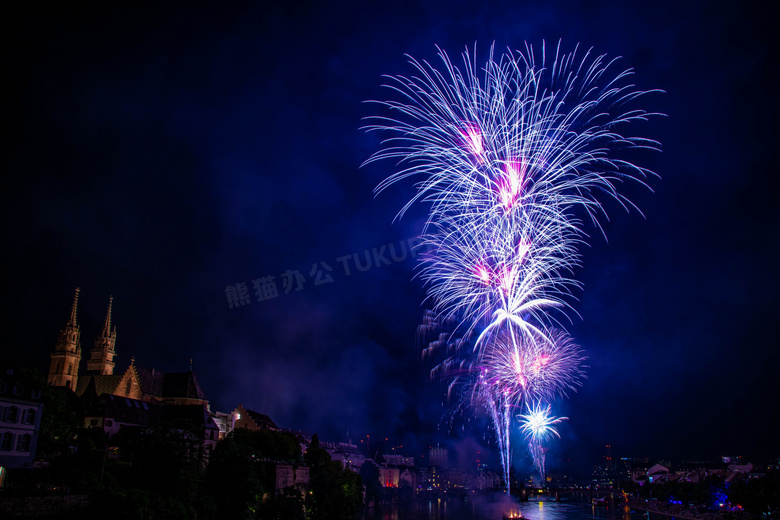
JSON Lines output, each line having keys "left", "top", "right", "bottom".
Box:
{"left": 519, "top": 402, "right": 567, "bottom": 482}
{"left": 365, "top": 41, "right": 660, "bottom": 490}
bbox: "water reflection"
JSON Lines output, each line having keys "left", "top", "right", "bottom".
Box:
{"left": 366, "top": 493, "right": 664, "bottom": 520}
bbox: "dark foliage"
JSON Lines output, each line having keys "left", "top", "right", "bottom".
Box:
{"left": 359, "top": 460, "right": 382, "bottom": 507}
{"left": 634, "top": 472, "right": 780, "bottom": 517}
{"left": 304, "top": 434, "right": 363, "bottom": 520}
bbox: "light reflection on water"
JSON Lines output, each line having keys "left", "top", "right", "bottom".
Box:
{"left": 367, "top": 493, "right": 654, "bottom": 520}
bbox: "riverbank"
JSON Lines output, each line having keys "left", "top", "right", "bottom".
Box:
{"left": 627, "top": 499, "right": 755, "bottom": 520}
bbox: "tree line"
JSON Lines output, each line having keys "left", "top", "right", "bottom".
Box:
{"left": 5, "top": 369, "right": 364, "bottom": 519}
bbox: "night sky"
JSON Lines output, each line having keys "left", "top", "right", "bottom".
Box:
{"left": 3, "top": 1, "right": 778, "bottom": 473}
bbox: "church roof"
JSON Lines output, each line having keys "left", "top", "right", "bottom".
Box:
{"left": 134, "top": 368, "right": 205, "bottom": 401}
{"left": 162, "top": 371, "right": 205, "bottom": 400}
{"left": 244, "top": 407, "right": 278, "bottom": 429}
{"left": 75, "top": 374, "right": 124, "bottom": 397}
{"left": 135, "top": 367, "right": 164, "bottom": 397}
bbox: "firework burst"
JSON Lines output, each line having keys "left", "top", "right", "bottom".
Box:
{"left": 366, "top": 41, "right": 660, "bottom": 490}
{"left": 519, "top": 401, "right": 567, "bottom": 443}
{"left": 364, "top": 41, "right": 661, "bottom": 234}
{"left": 518, "top": 402, "right": 568, "bottom": 482}
{"left": 479, "top": 327, "right": 586, "bottom": 406}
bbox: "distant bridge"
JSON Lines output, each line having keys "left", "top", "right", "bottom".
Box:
{"left": 515, "top": 488, "right": 613, "bottom": 502}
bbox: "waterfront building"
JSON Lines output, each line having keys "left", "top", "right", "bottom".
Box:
{"left": 0, "top": 371, "right": 44, "bottom": 482}
{"left": 380, "top": 465, "right": 400, "bottom": 487}
{"left": 428, "top": 445, "right": 449, "bottom": 469}
{"left": 384, "top": 453, "right": 414, "bottom": 466}
{"left": 399, "top": 467, "right": 417, "bottom": 488}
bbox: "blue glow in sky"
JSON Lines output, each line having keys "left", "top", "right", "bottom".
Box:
{"left": 2, "top": 1, "right": 778, "bottom": 471}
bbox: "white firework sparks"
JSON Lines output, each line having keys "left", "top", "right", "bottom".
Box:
{"left": 365, "top": 41, "right": 660, "bottom": 490}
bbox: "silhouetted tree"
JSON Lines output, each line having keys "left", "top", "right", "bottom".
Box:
{"left": 16, "top": 368, "right": 81, "bottom": 459}
{"left": 261, "top": 485, "right": 305, "bottom": 520}
{"left": 203, "top": 427, "right": 304, "bottom": 519}
{"left": 305, "top": 434, "right": 362, "bottom": 520}
{"left": 88, "top": 423, "right": 207, "bottom": 519}
{"left": 204, "top": 430, "right": 267, "bottom": 519}
{"left": 728, "top": 472, "right": 780, "bottom": 516}
{"left": 359, "top": 460, "right": 381, "bottom": 507}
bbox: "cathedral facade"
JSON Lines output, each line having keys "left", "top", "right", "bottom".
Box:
{"left": 47, "top": 289, "right": 208, "bottom": 408}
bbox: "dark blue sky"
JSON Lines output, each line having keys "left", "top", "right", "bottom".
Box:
{"left": 3, "top": 1, "right": 778, "bottom": 472}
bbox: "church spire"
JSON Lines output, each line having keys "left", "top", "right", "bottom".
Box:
{"left": 87, "top": 295, "right": 117, "bottom": 375}
{"left": 48, "top": 288, "right": 82, "bottom": 389}
{"left": 101, "top": 295, "right": 113, "bottom": 337}
{"left": 69, "top": 287, "right": 80, "bottom": 327}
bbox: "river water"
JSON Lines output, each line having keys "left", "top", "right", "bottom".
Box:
{"left": 366, "top": 493, "right": 656, "bottom": 520}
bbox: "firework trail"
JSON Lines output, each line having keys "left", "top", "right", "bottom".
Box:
{"left": 366, "top": 41, "right": 659, "bottom": 490}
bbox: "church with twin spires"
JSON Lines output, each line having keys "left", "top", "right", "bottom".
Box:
{"left": 47, "top": 288, "right": 209, "bottom": 407}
